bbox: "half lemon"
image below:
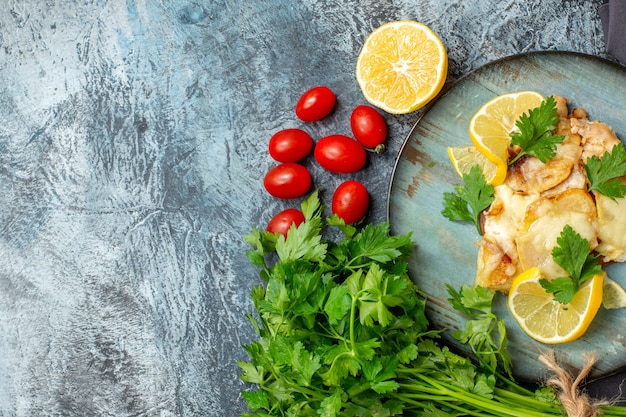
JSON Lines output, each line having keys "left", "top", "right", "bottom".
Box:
{"left": 448, "top": 145, "right": 503, "bottom": 185}
{"left": 356, "top": 20, "right": 448, "bottom": 114}
{"left": 603, "top": 275, "right": 626, "bottom": 309}
{"left": 508, "top": 267, "right": 604, "bottom": 344}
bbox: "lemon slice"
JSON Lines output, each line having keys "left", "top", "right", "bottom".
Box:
{"left": 508, "top": 267, "right": 604, "bottom": 344}
{"left": 603, "top": 276, "right": 626, "bottom": 309}
{"left": 468, "top": 91, "right": 544, "bottom": 186}
{"left": 447, "top": 145, "right": 504, "bottom": 185}
{"left": 356, "top": 20, "right": 448, "bottom": 114}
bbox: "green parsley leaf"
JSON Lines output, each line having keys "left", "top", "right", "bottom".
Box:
{"left": 291, "top": 341, "right": 322, "bottom": 386}
{"left": 244, "top": 227, "right": 277, "bottom": 269}
{"left": 327, "top": 213, "right": 358, "bottom": 238}
{"left": 447, "top": 283, "right": 493, "bottom": 316}
{"left": 448, "top": 285, "right": 512, "bottom": 377}
{"left": 358, "top": 264, "right": 398, "bottom": 327}
{"left": 319, "top": 389, "right": 343, "bottom": 416}
{"left": 539, "top": 225, "right": 602, "bottom": 304}
{"left": 241, "top": 389, "right": 270, "bottom": 411}
{"left": 324, "top": 284, "right": 351, "bottom": 325}
{"left": 441, "top": 165, "right": 494, "bottom": 235}
{"left": 551, "top": 225, "right": 600, "bottom": 281}
{"left": 539, "top": 276, "right": 578, "bottom": 305}
{"left": 396, "top": 344, "right": 419, "bottom": 364}
{"left": 272, "top": 191, "right": 328, "bottom": 262}
{"left": 509, "top": 96, "right": 564, "bottom": 164}
{"left": 320, "top": 349, "right": 360, "bottom": 386}
{"left": 238, "top": 361, "right": 266, "bottom": 385}
{"left": 584, "top": 143, "right": 626, "bottom": 200}
{"left": 275, "top": 213, "right": 326, "bottom": 262}
{"left": 354, "top": 223, "right": 414, "bottom": 264}
{"left": 362, "top": 356, "right": 400, "bottom": 394}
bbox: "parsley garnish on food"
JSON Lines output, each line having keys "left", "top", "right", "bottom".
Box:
{"left": 441, "top": 164, "right": 494, "bottom": 235}
{"left": 584, "top": 142, "right": 626, "bottom": 200}
{"left": 508, "top": 95, "right": 565, "bottom": 165}
{"left": 539, "top": 225, "right": 602, "bottom": 304}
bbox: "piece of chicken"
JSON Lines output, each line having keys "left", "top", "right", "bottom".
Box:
{"left": 571, "top": 117, "right": 621, "bottom": 161}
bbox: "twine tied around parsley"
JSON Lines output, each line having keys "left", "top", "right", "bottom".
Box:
{"left": 540, "top": 352, "right": 610, "bottom": 417}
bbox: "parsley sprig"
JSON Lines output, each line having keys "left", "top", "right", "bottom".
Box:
{"left": 509, "top": 96, "right": 565, "bottom": 165}
{"left": 584, "top": 143, "right": 626, "bottom": 200}
{"left": 539, "top": 225, "right": 602, "bottom": 304}
{"left": 441, "top": 165, "right": 494, "bottom": 235}
{"left": 447, "top": 285, "right": 513, "bottom": 378}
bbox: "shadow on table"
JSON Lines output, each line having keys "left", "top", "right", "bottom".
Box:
{"left": 585, "top": 371, "right": 626, "bottom": 405}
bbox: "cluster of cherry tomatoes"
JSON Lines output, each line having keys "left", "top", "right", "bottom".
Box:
{"left": 263, "top": 86, "right": 387, "bottom": 236}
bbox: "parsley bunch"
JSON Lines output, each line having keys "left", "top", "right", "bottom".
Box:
{"left": 238, "top": 192, "right": 626, "bottom": 416}
{"left": 242, "top": 191, "right": 426, "bottom": 415}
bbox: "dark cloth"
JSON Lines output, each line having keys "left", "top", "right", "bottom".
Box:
{"left": 600, "top": 0, "right": 626, "bottom": 64}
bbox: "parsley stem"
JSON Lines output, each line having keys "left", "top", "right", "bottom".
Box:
{"left": 508, "top": 153, "right": 521, "bottom": 166}
{"left": 262, "top": 375, "right": 325, "bottom": 403}
{"left": 492, "top": 386, "right": 557, "bottom": 408}
{"left": 397, "top": 367, "right": 565, "bottom": 415}
{"left": 348, "top": 294, "right": 358, "bottom": 352}
{"left": 602, "top": 406, "right": 626, "bottom": 416}
{"left": 398, "top": 379, "right": 560, "bottom": 417}
{"left": 398, "top": 393, "right": 489, "bottom": 416}
{"left": 346, "top": 381, "right": 370, "bottom": 397}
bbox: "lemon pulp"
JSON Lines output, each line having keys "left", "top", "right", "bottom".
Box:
{"left": 356, "top": 20, "right": 448, "bottom": 114}
{"left": 508, "top": 267, "right": 604, "bottom": 344}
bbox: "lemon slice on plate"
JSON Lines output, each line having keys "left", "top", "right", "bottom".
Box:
{"left": 603, "top": 275, "right": 626, "bottom": 309}
{"left": 356, "top": 20, "right": 448, "bottom": 114}
{"left": 447, "top": 145, "right": 503, "bottom": 185}
{"left": 508, "top": 267, "right": 604, "bottom": 344}
{"left": 468, "top": 91, "right": 544, "bottom": 186}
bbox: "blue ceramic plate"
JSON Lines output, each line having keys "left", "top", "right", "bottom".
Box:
{"left": 387, "top": 51, "right": 626, "bottom": 382}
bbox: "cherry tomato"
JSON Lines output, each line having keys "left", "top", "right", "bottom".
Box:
{"left": 350, "top": 105, "right": 387, "bottom": 151}
{"left": 266, "top": 208, "right": 305, "bottom": 237}
{"left": 314, "top": 134, "right": 367, "bottom": 173}
{"left": 268, "top": 128, "right": 313, "bottom": 162}
{"left": 332, "top": 180, "right": 369, "bottom": 224}
{"left": 263, "top": 163, "right": 311, "bottom": 199}
{"left": 295, "top": 86, "right": 336, "bottom": 122}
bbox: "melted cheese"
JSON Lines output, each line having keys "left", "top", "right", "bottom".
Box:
{"left": 595, "top": 189, "right": 626, "bottom": 262}
{"left": 482, "top": 185, "right": 539, "bottom": 260}
{"left": 517, "top": 211, "right": 597, "bottom": 278}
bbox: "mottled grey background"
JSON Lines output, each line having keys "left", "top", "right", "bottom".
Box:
{"left": 0, "top": 1, "right": 612, "bottom": 416}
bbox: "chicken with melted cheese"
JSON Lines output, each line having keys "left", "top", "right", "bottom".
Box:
{"left": 477, "top": 96, "right": 625, "bottom": 292}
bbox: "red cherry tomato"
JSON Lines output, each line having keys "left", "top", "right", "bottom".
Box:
{"left": 314, "top": 134, "right": 367, "bottom": 173}
{"left": 263, "top": 163, "right": 311, "bottom": 199}
{"left": 350, "top": 105, "right": 387, "bottom": 151}
{"left": 268, "top": 128, "right": 313, "bottom": 162}
{"left": 332, "top": 180, "right": 369, "bottom": 224}
{"left": 266, "top": 208, "right": 305, "bottom": 237}
{"left": 295, "top": 86, "right": 336, "bottom": 122}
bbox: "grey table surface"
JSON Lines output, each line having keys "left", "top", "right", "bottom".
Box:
{"left": 0, "top": 1, "right": 619, "bottom": 416}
